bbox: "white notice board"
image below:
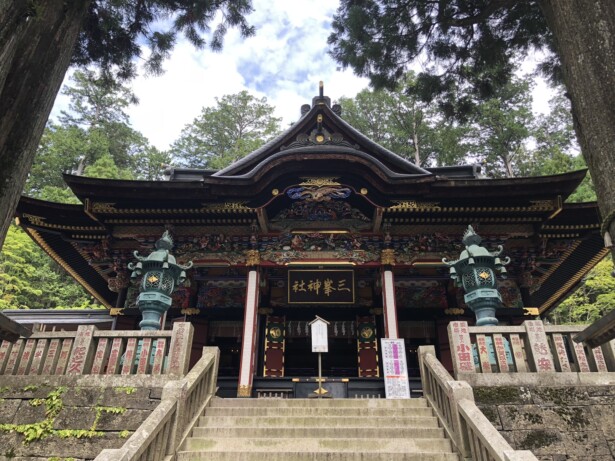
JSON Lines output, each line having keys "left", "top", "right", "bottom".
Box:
{"left": 310, "top": 318, "right": 329, "bottom": 353}
{"left": 381, "top": 338, "right": 410, "bottom": 399}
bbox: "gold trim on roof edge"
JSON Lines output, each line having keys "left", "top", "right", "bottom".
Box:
{"left": 88, "top": 201, "right": 254, "bottom": 214}
{"left": 538, "top": 247, "right": 609, "bottom": 314}
{"left": 534, "top": 240, "right": 582, "bottom": 288}
{"left": 22, "top": 213, "right": 104, "bottom": 232}
{"left": 387, "top": 199, "right": 558, "bottom": 213}
{"left": 26, "top": 229, "right": 112, "bottom": 309}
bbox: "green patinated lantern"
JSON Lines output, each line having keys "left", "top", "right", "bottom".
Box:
{"left": 128, "top": 231, "right": 193, "bottom": 330}
{"left": 443, "top": 226, "right": 510, "bottom": 326}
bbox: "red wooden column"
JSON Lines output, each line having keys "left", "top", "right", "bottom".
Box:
{"left": 237, "top": 268, "right": 260, "bottom": 397}
{"left": 381, "top": 267, "right": 399, "bottom": 338}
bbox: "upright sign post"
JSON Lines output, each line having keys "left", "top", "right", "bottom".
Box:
{"left": 309, "top": 316, "right": 331, "bottom": 398}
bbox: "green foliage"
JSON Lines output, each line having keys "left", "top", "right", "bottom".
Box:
{"left": 0, "top": 387, "right": 66, "bottom": 444}
{"left": 328, "top": 1, "right": 555, "bottom": 117}
{"left": 83, "top": 153, "right": 134, "bottom": 180}
{"left": 0, "top": 225, "right": 97, "bottom": 309}
{"left": 338, "top": 73, "right": 471, "bottom": 167}
{"left": 468, "top": 78, "right": 534, "bottom": 178}
{"left": 24, "top": 69, "right": 168, "bottom": 203}
{"left": 115, "top": 386, "right": 137, "bottom": 395}
{"left": 59, "top": 69, "right": 136, "bottom": 129}
{"left": 71, "top": 1, "right": 255, "bottom": 80}
{"left": 548, "top": 257, "right": 615, "bottom": 324}
{"left": 171, "top": 91, "right": 282, "bottom": 169}
{"left": 0, "top": 387, "right": 125, "bottom": 446}
{"left": 338, "top": 76, "right": 594, "bottom": 200}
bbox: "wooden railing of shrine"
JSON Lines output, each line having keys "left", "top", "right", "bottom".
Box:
{"left": 95, "top": 347, "right": 220, "bottom": 461}
{"left": 448, "top": 320, "right": 615, "bottom": 377}
{"left": 0, "top": 322, "right": 193, "bottom": 376}
{"left": 419, "top": 346, "right": 538, "bottom": 461}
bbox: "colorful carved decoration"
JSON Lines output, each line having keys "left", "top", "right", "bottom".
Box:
{"left": 381, "top": 249, "right": 396, "bottom": 266}
{"left": 395, "top": 281, "right": 448, "bottom": 309}
{"left": 497, "top": 280, "right": 524, "bottom": 308}
{"left": 107, "top": 272, "right": 129, "bottom": 293}
{"left": 245, "top": 249, "right": 260, "bottom": 266}
{"left": 172, "top": 286, "right": 193, "bottom": 309}
{"left": 287, "top": 185, "right": 351, "bottom": 202}
{"left": 196, "top": 283, "right": 246, "bottom": 309}
{"left": 272, "top": 199, "right": 369, "bottom": 223}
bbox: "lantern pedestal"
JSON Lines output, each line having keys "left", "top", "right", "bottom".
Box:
{"left": 465, "top": 288, "right": 501, "bottom": 327}
{"left": 137, "top": 292, "right": 172, "bottom": 331}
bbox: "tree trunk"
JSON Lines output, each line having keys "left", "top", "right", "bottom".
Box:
{"left": 0, "top": 0, "right": 90, "bottom": 249}
{"left": 412, "top": 115, "right": 421, "bottom": 166}
{"left": 540, "top": 0, "right": 615, "bottom": 258}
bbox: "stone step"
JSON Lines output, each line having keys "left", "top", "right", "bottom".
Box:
{"left": 203, "top": 406, "right": 434, "bottom": 417}
{"left": 192, "top": 426, "right": 446, "bottom": 439}
{"left": 177, "top": 451, "right": 460, "bottom": 461}
{"left": 183, "top": 437, "right": 453, "bottom": 453}
{"left": 209, "top": 398, "right": 428, "bottom": 408}
{"left": 197, "top": 415, "right": 440, "bottom": 428}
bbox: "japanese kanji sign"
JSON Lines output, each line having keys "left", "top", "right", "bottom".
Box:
{"left": 381, "top": 339, "right": 410, "bottom": 399}
{"left": 288, "top": 269, "right": 355, "bottom": 304}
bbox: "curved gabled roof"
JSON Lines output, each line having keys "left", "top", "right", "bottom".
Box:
{"left": 214, "top": 92, "right": 431, "bottom": 178}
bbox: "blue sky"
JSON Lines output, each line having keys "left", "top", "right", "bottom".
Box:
{"left": 50, "top": 0, "right": 553, "bottom": 151}
{"left": 52, "top": 0, "right": 370, "bottom": 150}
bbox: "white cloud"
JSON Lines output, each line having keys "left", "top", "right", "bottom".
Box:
{"left": 49, "top": 0, "right": 369, "bottom": 151}
{"left": 50, "top": 0, "right": 552, "bottom": 151}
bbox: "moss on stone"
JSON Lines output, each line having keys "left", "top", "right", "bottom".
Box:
{"left": 533, "top": 387, "right": 584, "bottom": 406}
{"left": 518, "top": 430, "right": 559, "bottom": 450}
{"left": 553, "top": 406, "right": 591, "bottom": 430}
{"left": 478, "top": 406, "right": 500, "bottom": 426}
{"left": 474, "top": 387, "right": 522, "bottom": 405}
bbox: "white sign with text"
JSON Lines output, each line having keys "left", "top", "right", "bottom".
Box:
{"left": 310, "top": 317, "right": 329, "bottom": 353}
{"left": 381, "top": 338, "right": 410, "bottom": 399}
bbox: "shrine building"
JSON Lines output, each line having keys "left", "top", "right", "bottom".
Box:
{"left": 14, "top": 86, "right": 607, "bottom": 397}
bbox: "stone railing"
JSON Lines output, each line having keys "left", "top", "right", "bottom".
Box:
{"left": 418, "top": 346, "right": 538, "bottom": 461}
{"left": 95, "top": 346, "right": 220, "bottom": 461}
{"left": 448, "top": 320, "right": 615, "bottom": 379}
{"left": 0, "top": 322, "right": 193, "bottom": 376}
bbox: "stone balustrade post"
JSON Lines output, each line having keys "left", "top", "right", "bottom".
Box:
{"left": 417, "top": 345, "right": 436, "bottom": 397}
{"left": 168, "top": 322, "right": 194, "bottom": 376}
{"left": 447, "top": 321, "right": 475, "bottom": 378}
{"left": 418, "top": 345, "right": 473, "bottom": 459}
{"left": 67, "top": 325, "right": 97, "bottom": 374}
{"left": 523, "top": 320, "right": 555, "bottom": 372}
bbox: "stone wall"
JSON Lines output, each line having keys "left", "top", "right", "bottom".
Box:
{"left": 0, "top": 375, "right": 169, "bottom": 460}
{"left": 474, "top": 385, "right": 615, "bottom": 461}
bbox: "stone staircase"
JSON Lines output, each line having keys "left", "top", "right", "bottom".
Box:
{"left": 177, "top": 397, "right": 460, "bottom": 460}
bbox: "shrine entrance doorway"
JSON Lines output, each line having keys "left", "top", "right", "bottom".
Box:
{"left": 261, "top": 311, "right": 381, "bottom": 379}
